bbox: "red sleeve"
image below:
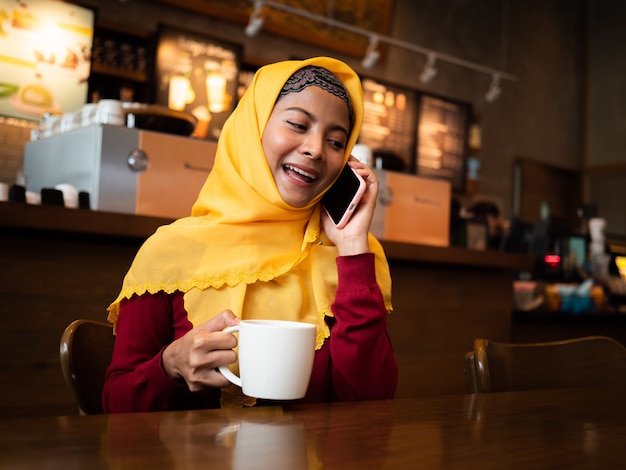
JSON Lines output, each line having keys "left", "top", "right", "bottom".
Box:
{"left": 102, "top": 291, "right": 220, "bottom": 413}
{"left": 305, "top": 253, "right": 398, "bottom": 402}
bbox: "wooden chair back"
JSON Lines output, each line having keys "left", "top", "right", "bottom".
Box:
{"left": 465, "top": 336, "right": 626, "bottom": 393}
{"left": 59, "top": 319, "right": 115, "bottom": 414}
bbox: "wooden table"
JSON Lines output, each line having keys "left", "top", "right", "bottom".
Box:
{"left": 2, "top": 386, "right": 625, "bottom": 468}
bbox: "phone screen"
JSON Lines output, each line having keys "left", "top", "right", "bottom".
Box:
{"left": 322, "top": 165, "right": 366, "bottom": 228}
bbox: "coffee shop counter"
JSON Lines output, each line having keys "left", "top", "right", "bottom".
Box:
{"left": 0, "top": 202, "right": 535, "bottom": 417}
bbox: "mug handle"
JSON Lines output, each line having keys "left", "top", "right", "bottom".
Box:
{"left": 218, "top": 325, "right": 242, "bottom": 387}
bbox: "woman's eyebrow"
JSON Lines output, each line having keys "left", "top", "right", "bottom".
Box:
{"left": 285, "top": 106, "right": 349, "bottom": 138}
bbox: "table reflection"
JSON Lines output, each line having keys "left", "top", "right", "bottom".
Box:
{"left": 216, "top": 420, "right": 309, "bottom": 470}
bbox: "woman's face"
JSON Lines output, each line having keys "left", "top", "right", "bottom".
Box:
{"left": 261, "top": 85, "right": 351, "bottom": 208}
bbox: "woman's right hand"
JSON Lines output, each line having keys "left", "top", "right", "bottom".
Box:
{"left": 161, "top": 310, "right": 240, "bottom": 391}
{"left": 322, "top": 157, "right": 379, "bottom": 256}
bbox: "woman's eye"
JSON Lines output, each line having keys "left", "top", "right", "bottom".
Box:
{"left": 328, "top": 139, "right": 346, "bottom": 150}
{"left": 286, "top": 120, "right": 306, "bottom": 131}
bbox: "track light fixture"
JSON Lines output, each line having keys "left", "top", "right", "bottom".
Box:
{"left": 485, "top": 73, "right": 502, "bottom": 103}
{"left": 361, "top": 36, "right": 380, "bottom": 69}
{"left": 247, "top": 1, "right": 516, "bottom": 86}
{"left": 419, "top": 53, "right": 438, "bottom": 84}
{"left": 245, "top": 0, "right": 265, "bottom": 37}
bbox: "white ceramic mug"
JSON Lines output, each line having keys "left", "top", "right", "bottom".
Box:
{"left": 219, "top": 319, "right": 316, "bottom": 400}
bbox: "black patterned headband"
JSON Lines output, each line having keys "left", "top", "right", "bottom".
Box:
{"left": 279, "top": 66, "right": 353, "bottom": 129}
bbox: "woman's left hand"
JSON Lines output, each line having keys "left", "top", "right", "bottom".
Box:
{"left": 322, "top": 156, "right": 379, "bottom": 256}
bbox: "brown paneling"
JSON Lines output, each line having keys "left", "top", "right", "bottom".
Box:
{"left": 512, "top": 312, "right": 626, "bottom": 346}
{"left": 515, "top": 157, "right": 582, "bottom": 227}
{"left": 0, "top": 228, "right": 142, "bottom": 417}
{"left": 388, "top": 261, "right": 515, "bottom": 398}
{"left": 1, "top": 203, "right": 534, "bottom": 415}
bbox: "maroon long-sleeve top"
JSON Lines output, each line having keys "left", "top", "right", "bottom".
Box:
{"left": 103, "top": 253, "right": 398, "bottom": 413}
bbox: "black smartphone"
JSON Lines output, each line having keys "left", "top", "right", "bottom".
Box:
{"left": 322, "top": 165, "right": 366, "bottom": 229}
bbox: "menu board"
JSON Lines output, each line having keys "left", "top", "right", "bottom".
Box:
{"left": 359, "top": 78, "right": 418, "bottom": 170}
{"left": 155, "top": 25, "right": 241, "bottom": 140}
{"left": 416, "top": 95, "right": 469, "bottom": 192}
{"left": 0, "top": 0, "right": 94, "bottom": 120}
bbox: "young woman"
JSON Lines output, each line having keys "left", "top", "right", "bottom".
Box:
{"left": 103, "top": 57, "right": 398, "bottom": 412}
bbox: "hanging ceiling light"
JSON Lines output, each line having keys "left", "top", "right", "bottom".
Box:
{"left": 245, "top": 0, "right": 265, "bottom": 37}
{"left": 419, "top": 53, "right": 438, "bottom": 84}
{"left": 485, "top": 73, "right": 502, "bottom": 103}
{"left": 361, "top": 36, "right": 380, "bottom": 69}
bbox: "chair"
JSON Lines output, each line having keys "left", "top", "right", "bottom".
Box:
{"left": 60, "top": 319, "right": 115, "bottom": 414}
{"left": 464, "top": 336, "right": 626, "bottom": 393}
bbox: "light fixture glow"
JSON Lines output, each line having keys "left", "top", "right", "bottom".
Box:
{"left": 361, "top": 36, "right": 380, "bottom": 69}
{"left": 419, "top": 53, "right": 438, "bottom": 84}
{"left": 245, "top": 0, "right": 265, "bottom": 37}
{"left": 485, "top": 73, "right": 502, "bottom": 103}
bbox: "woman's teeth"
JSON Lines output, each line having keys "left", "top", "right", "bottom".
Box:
{"left": 284, "top": 164, "right": 317, "bottom": 182}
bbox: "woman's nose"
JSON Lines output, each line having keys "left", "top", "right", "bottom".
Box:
{"left": 300, "top": 133, "right": 324, "bottom": 160}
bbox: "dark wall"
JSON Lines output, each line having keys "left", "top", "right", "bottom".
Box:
{"left": 587, "top": 0, "right": 626, "bottom": 234}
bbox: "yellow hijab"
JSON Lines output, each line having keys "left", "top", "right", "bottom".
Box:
{"left": 107, "top": 56, "right": 392, "bottom": 379}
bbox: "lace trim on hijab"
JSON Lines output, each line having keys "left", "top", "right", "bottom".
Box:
{"left": 107, "top": 269, "right": 287, "bottom": 325}
{"left": 280, "top": 65, "right": 353, "bottom": 129}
